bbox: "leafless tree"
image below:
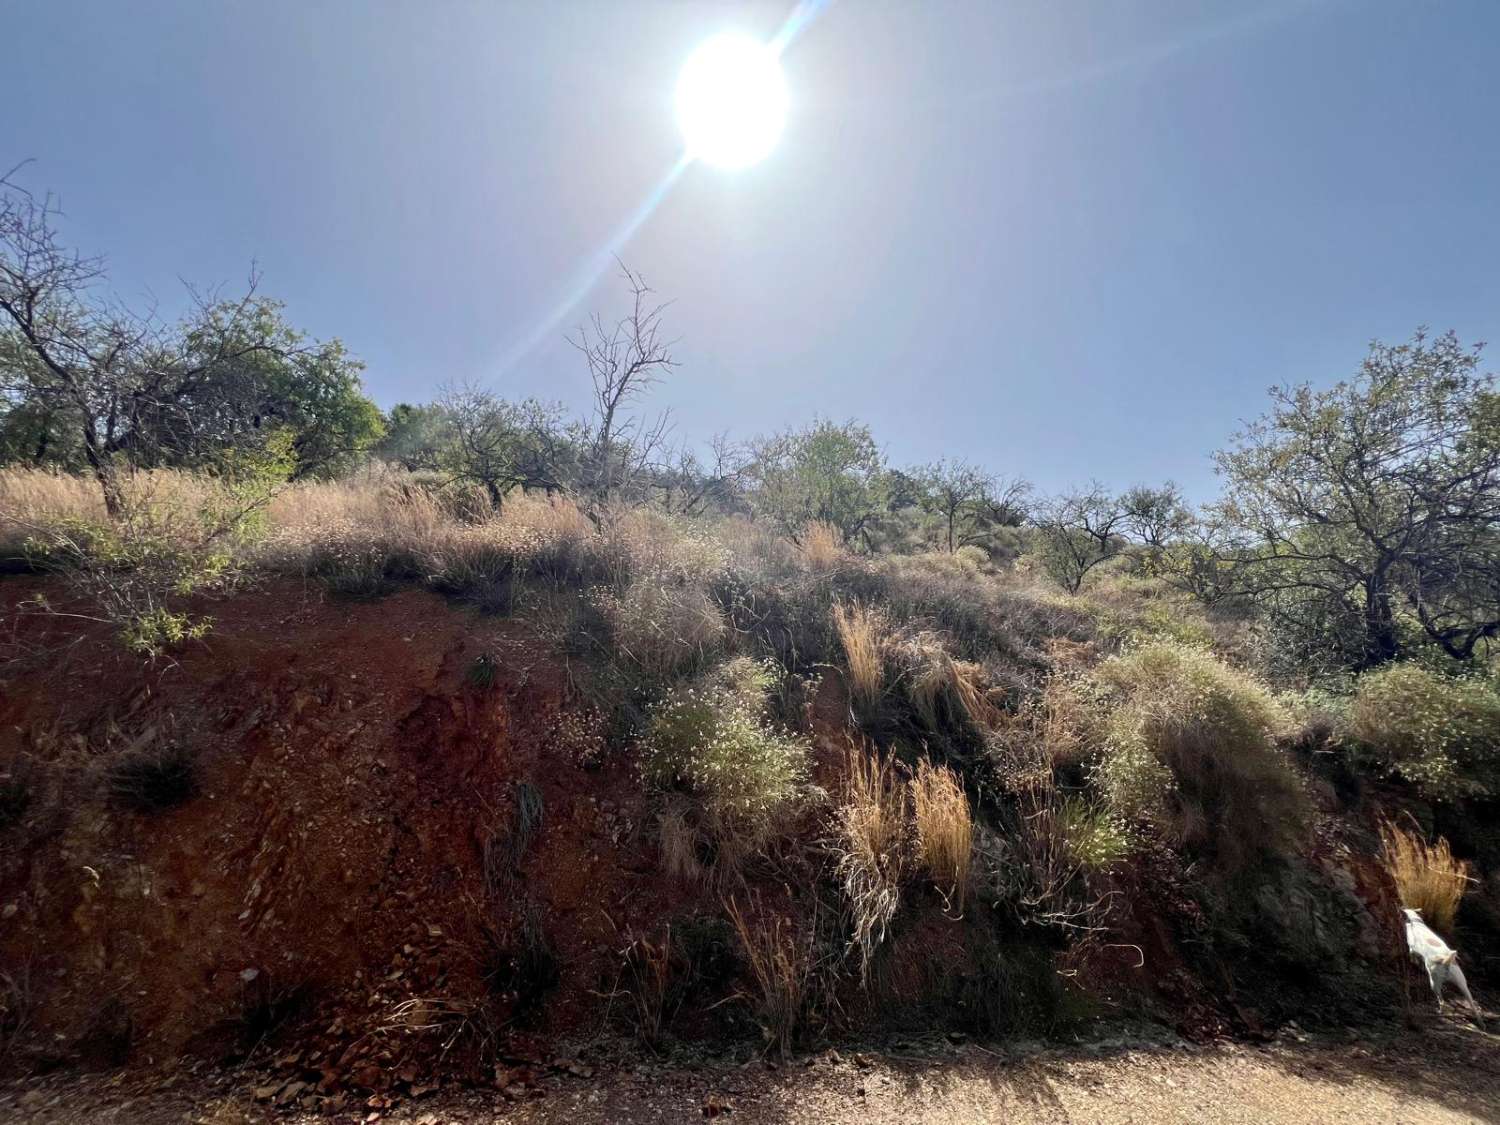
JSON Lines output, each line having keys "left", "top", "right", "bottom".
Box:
{"left": 658, "top": 433, "right": 752, "bottom": 516}
{"left": 1031, "top": 483, "right": 1128, "bottom": 593}
{"left": 570, "top": 263, "right": 678, "bottom": 508}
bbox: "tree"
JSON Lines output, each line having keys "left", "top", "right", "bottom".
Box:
{"left": 0, "top": 165, "right": 377, "bottom": 506}
{"left": 749, "top": 419, "right": 888, "bottom": 545}
{"left": 1120, "top": 482, "right": 1191, "bottom": 550}
{"left": 919, "top": 459, "right": 989, "bottom": 553}
{"left": 1216, "top": 329, "right": 1500, "bottom": 667}
{"left": 917, "top": 459, "right": 1031, "bottom": 553}
{"left": 1031, "top": 484, "right": 1128, "bottom": 593}
{"left": 656, "top": 434, "right": 752, "bottom": 517}
{"left": 378, "top": 402, "right": 454, "bottom": 472}
{"left": 571, "top": 264, "right": 677, "bottom": 507}
{"left": 439, "top": 386, "right": 577, "bottom": 507}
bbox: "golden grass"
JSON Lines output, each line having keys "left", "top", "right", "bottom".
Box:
{"left": 911, "top": 758, "right": 972, "bottom": 911}
{"left": 799, "top": 520, "right": 844, "bottom": 572}
{"left": 904, "top": 635, "right": 1000, "bottom": 734}
{"left": 0, "top": 466, "right": 105, "bottom": 531}
{"left": 0, "top": 466, "right": 232, "bottom": 557}
{"left": 833, "top": 742, "right": 906, "bottom": 981}
{"left": 832, "top": 600, "right": 887, "bottom": 715}
{"left": 1379, "top": 819, "right": 1473, "bottom": 934}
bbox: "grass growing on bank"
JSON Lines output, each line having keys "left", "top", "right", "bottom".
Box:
{"left": 1380, "top": 819, "right": 1473, "bottom": 934}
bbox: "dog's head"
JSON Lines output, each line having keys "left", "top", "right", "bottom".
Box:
{"left": 1404, "top": 907, "right": 1424, "bottom": 923}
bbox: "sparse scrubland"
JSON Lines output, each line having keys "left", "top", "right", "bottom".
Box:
{"left": 3, "top": 169, "right": 1500, "bottom": 1106}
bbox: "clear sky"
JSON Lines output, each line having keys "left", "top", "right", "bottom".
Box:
{"left": 8, "top": 1, "right": 1498, "bottom": 498}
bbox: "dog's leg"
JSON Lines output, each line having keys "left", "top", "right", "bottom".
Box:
{"left": 1428, "top": 963, "right": 1448, "bottom": 1010}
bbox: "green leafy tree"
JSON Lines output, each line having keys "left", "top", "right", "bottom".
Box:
{"left": 439, "top": 386, "right": 578, "bottom": 507}
{"left": 750, "top": 418, "right": 888, "bottom": 545}
{"left": 1216, "top": 329, "right": 1500, "bottom": 667}
{"left": 377, "top": 402, "right": 453, "bottom": 471}
{"left": 1, "top": 167, "right": 380, "bottom": 503}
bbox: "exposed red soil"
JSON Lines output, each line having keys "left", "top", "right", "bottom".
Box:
{"left": 0, "top": 578, "right": 706, "bottom": 1088}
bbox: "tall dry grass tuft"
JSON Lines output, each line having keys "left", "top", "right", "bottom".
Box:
{"left": 1379, "top": 819, "right": 1473, "bottom": 935}
{"left": 799, "top": 520, "right": 844, "bottom": 572}
{"left": 261, "top": 472, "right": 448, "bottom": 590}
{"left": 902, "top": 635, "right": 1000, "bottom": 734}
{"left": 833, "top": 742, "right": 906, "bottom": 981}
{"left": 726, "top": 898, "right": 812, "bottom": 1060}
{"left": 0, "top": 467, "right": 231, "bottom": 560}
{"left": 832, "top": 601, "right": 887, "bottom": 716}
{"left": 911, "top": 758, "right": 972, "bottom": 911}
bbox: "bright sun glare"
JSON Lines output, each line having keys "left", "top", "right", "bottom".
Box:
{"left": 676, "top": 34, "right": 788, "bottom": 170}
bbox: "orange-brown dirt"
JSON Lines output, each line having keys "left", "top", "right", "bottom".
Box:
{"left": 0, "top": 578, "right": 725, "bottom": 1090}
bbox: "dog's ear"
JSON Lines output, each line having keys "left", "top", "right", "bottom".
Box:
{"left": 1443, "top": 951, "right": 1459, "bottom": 965}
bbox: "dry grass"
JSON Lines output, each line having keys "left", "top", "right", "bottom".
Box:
{"left": 0, "top": 466, "right": 236, "bottom": 560}
{"left": 799, "top": 520, "right": 844, "bottom": 572}
{"left": 726, "top": 897, "right": 812, "bottom": 1059}
{"left": 1379, "top": 819, "right": 1473, "bottom": 934}
{"left": 833, "top": 742, "right": 907, "bottom": 981}
{"left": 592, "top": 579, "right": 725, "bottom": 679}
{"left": 832, "top": 601, "right": 888, "bottom": 716}
{"left": 903, "top": 636, "right": 1000, "bottom": 734}
{"left": 618, "top": 926, "right": 673, "bottom": 1049}
{"left": 911, "top": 758, "right": 973, "bottom": 911}
{"left": 657, "top": 802, "right": 704, "bottom": 885}
{"left": 0, "top": 467, "right": 106, "bottom": 553}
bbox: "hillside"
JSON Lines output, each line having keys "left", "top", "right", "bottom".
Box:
{"left": 3, "top": 473, "right": 1497, "bottom": 1116}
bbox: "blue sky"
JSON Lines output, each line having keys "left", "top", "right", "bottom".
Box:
{"left": 8, "top": 1, "right": 1498, "bottom": 498}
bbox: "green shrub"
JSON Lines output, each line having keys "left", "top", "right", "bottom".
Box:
{"left": 466, "top": 652, "right": 498, "bottom": 689}
{"left": 1089, "top": 642, "right": 1306, "bottom": 866}
{"left": 1350, "top": 663, "right": 1500, "bottom": 799}
{"left": 1055, "top": 796, "right": 1133, "bottom": 871}
{"left": 639, "top": 669, "right": 809, "bottom": 823}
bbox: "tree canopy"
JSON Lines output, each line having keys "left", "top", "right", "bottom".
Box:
{"left": 1215, "top": 329, "right": 1500, "bottom": 666}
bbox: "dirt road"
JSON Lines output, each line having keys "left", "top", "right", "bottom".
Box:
{"left": 5, "top": 1021, "right": 1498, "bottom": 1124}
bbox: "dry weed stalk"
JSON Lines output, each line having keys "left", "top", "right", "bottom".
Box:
{"left": 725, "top": 897, "right": 812, "bottom": 1059}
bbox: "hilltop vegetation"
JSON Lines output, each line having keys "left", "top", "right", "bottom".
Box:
{"left": 2, "top": 165, "right": 1499, "bottom": 1080}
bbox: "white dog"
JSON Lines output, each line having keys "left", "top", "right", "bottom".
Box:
{"left": 1404, "top": 908, "right": 1482, "bottom": 1021}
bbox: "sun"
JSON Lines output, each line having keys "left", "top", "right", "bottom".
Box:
{"left": 676, "top": 34, "right": 788, "bottom": 170}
